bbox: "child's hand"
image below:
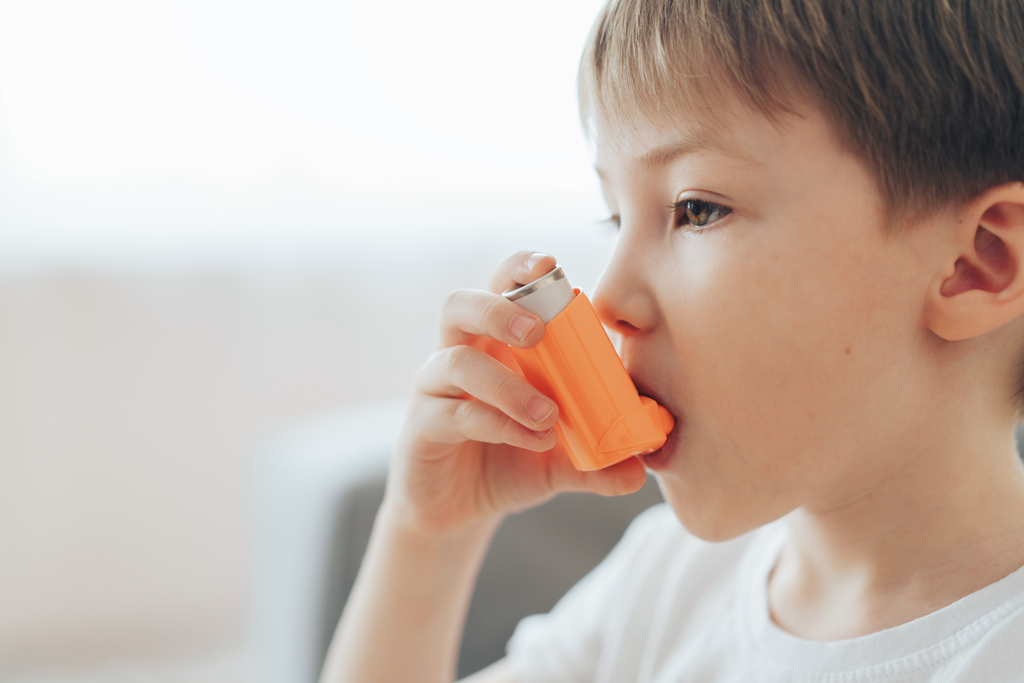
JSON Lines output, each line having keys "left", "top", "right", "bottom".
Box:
{"left": 386, "top": 251, "right": 648, "bottom": 538}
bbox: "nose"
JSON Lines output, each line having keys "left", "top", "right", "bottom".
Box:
{"left": 591, "top": 231, "right": 659, "bottom": 338}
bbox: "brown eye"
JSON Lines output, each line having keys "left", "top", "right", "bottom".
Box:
{"left": 675, "top": 199, "right": 731, "bottom": 228}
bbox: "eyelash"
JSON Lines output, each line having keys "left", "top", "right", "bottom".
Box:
{"left": 670, "top": 198, "right": 732, "bottom": 230}
{"left": 602, "top": 199, "right": 732, "bottom": 232}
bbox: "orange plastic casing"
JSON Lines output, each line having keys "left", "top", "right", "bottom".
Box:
{"left": 506, "top": 289, "right": 675, "bottom": 471}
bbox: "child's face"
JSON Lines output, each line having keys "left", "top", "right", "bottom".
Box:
{"left": 592, "top": 97, "right": 939, "bottom": 540}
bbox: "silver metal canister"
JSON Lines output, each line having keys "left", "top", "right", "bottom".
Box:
{"left": 502, "top": 266, "right": 575, "bottom": 323}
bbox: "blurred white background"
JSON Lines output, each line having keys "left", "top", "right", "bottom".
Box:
{"left": 0, "top": 0, "right": 617, "bottom": 680}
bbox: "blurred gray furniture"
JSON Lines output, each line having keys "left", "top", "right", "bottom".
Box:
{"left": 250, "top": 400, "right": 664, "bottom": 683}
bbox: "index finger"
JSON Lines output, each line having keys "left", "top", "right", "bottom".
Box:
{"left": 488, "top": 251, "right": 558, "bottom": 295}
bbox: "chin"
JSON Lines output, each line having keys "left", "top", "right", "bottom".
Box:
{"left": 655, "top": 478, "right": 767, "bottom": 543}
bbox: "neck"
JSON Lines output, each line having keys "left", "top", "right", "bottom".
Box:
{"left": 769, "top": 420, "right": 1024, "bottom": 640}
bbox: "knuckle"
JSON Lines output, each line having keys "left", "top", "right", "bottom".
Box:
{"left": 442, "top": 345, "right": 473, "bottom": 381}
{"left": 479, "top": 294, "right": 505, "bottom": 332}
{"left": 450, "top": 399, "right": 476, "bottom": 429}
{"left": 493, "top": 371, "right": 522, "bottom": 406}
{"left": 413, "top": 349, "right": 445, "bottom": 388}
{"left": 495, "top": 411, "right": 520, "bottom": 440}
{"left": 416, "top": 348, "right": 440, "bottom": 374}
{"left": 437, "top": 289, "right": 467, "bottom": 339}
{"left": 441, "top": 288, "right": 465, "bottom": 314}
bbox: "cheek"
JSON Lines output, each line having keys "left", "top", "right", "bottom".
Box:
{"left": 665, "top": 230, "right": 900, "bottom": 483}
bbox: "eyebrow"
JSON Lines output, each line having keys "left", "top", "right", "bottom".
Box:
{"left": 594, "top": 128, "right": 740, "bottom": 179}
{"left": 635, "top": 138, "right": 707, "bottom": 170}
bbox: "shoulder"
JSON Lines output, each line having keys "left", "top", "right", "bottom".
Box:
{"left": 926, "top": 563, "right": 1024, "bottom": 680}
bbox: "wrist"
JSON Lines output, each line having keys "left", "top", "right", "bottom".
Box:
{"left": 376, "top": 490, "right": 503, "bottom": 550}
{"left": 323, "top": 488, "right": 502, "bottom": 683}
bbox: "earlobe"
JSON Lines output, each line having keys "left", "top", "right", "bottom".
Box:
{"left": 925, "top": 184, "right": 1024, "bottom": 342}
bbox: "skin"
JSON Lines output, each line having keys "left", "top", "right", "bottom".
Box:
{"left": 319, "top": 252, "right": 646, "bottom": 683}
{"left": 592, "top": 101, "right": 1024, "bottom": 639}
{"left": 320, "top": 92, "right": 1024, "bottom": 682}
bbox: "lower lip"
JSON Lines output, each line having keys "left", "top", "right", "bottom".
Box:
{"left": 640, "top": 417, "right": 680, "bottom": 471}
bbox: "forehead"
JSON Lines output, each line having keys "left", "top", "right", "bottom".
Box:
{"left": 590, "top": 99, "right": 868, "bottom": 222}
{"left": 592, "top": 100, "right": 783, "bottom": 181}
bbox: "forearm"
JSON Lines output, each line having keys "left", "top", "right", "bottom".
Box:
{"left": 319, "top": 495, "right": 501, "bottom": 683}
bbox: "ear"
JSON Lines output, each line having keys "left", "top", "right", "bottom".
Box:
{"left": 925, "top": 183, "right": 1024, "bottom": 341}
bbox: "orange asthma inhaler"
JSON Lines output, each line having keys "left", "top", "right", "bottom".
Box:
{"left": 500, "top": 266, "right": 675, "bottom": 471}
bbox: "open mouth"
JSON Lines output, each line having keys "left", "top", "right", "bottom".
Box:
{"left": 639, "top": 415, "right": 679, "bottom": 470}
{"left": 634, "top": 383, "right": 681, "bottom": 470}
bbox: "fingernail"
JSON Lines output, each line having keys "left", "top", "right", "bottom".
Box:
{"left": 527, "top": 396, "right": 555, "bottom": 424}
{"left": 510, "top": 315, "right": 536, "bottom": 342}
{"left": 532, "top": 428, "right": 554, "bottom": 439}
{"left": 525, "top": 253, "right": 548, "bottom": 270}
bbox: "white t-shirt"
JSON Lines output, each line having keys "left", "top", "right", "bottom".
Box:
{"left": 506, "top": 504, "right": 1024, "bottom": 682}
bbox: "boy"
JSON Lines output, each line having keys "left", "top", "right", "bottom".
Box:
{"left": 321, "top": 0, "right": 1024, "bottom": 680}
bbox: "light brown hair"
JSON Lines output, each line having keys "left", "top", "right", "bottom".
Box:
{"left": 578, "top": 0, "right": 1024, "bottom": 220}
